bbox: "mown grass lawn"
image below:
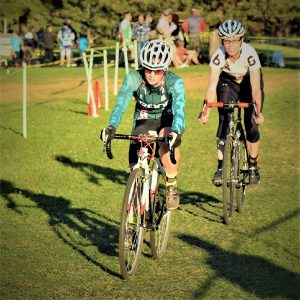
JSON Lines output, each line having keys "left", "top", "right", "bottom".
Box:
{"left": 0, "top": 62, "right": 299, "bottom": 299}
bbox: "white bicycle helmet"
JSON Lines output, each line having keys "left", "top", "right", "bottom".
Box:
{"left": 218, "top": 20, "right": 245, "bottom": 39}
{"left": 140, "top": 39, "right": 172, "bottom": 71}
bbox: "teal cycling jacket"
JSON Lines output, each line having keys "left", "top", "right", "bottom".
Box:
{"left": 109, "top": 70, "right": 186, "bottom": 134}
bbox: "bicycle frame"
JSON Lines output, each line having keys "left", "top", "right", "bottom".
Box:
{"left": 132, "top": 142, "right": 166, "bottom": 218}
{"left": 102, "top": 133, "right": 172, "bottom": 278}
{"left": 204, "top": 101, "right": 251, "bottom": 178}
{"left": 103, "top": 133, "right": 168, "bottom": 226}
{"left": 203, "top": 100, "right": 253, "bottom": 224}
{"left": 226, "top": 105, "right": 249, "bottom": 185}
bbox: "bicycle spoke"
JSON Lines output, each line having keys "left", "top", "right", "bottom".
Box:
{"left": 236, "top": 141, "right": 247, "bottom": 213}
{"left": 150, "top": 166, "right": 171, "bottom": 259}
{"left": 222, "top": 136, "right": 235, "bottom": 224}
{"left": 119, "top": 169, "right": 144, "bottom": 279}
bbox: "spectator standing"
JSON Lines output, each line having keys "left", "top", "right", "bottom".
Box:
{"left": 119, "top": 11, "right": 134, "bottom": 62}
{"left": 145, "top": 13, "right": 156, "bottom": 38}
{"left": 77, "top": 31, "right": 89, "bottom": 66}
{"left": 156, "top": 9, "right": 176, "bottom": 40}
{"left": 66, "top": 19, "right": 77, "bottom": 43}
{"left": 10, "top": 29, "right": 23, "bottom": 67}
{"left": 23, "top": 26, "right": 38, "bottom": 64}
{"left": 156, "top": 9, "right": 181, "bottom": 66}
{"left": 132, "top": 14, "right": 150, "bottom": 63}
{"left": 171, "top": 13, "right": 184, "bottom": 41}
{"left": 57, "top": 20, "right": 75, "bottom": 67}
{"left": 43, "top": 25, "right": 55, "bottom": 63}
{"left": 182, "top": 8, "right": 206, "bottom": 55}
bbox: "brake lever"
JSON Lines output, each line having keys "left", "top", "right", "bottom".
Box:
{"left": 167, "top": 136, "right": 177, "bottom": 165}
{"left": 170, "top": 147, "right": 177, "bottom": 165}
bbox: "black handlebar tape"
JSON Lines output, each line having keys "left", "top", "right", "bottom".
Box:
{"left": 106, "top": 141, "right": 113, "bottom": 159}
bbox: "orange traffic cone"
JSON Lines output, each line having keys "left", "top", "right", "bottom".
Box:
{"left": 94, "top": 80, "right": 99, "bottom": 108}
{"left": 94, "top": 80, "right": 104, "bottom": 108}
{"left": 87, "top": 92, "right": 99, "bottom": 118}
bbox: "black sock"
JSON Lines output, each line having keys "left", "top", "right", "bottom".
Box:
{"left": 218, "top": 159, "right": 223, "bottom": 169}
{"left": 249, "top": 155, "right": 258, "bottom": 166}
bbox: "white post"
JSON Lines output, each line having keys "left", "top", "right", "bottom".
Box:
{"left": 114, "top": 42, "right": 119, "bottom": 96}
{"left": 103, "top": 50, "right": 109, "bottom": 111}
{"left": 83, "top": 52, "right": 90, "bottom": 103}
{"left": 88, "top": 49, "right": 94, "bottom": 103}
{"left": 134, "top": 40, "right": 138, "bottom": 70}
{"left": 83, "top": 52, "right": 95, "bottom": 107}
{"left": 89, "top": 48, "right": 94, "bottom": 81}
{"left": 123, "top": 46, "right": 129, "bottom": 74}
{"left": 23, "top": 63, "right": 27, "bottom": 138}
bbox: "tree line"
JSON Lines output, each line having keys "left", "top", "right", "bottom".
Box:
{"left": 1, "top": 0, "right": 299, "bottom": 44}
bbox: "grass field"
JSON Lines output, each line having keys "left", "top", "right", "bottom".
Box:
{"left": 0, "top": 61, "right": 300, "bottom": 299}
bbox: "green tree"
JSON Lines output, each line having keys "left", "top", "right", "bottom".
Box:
{"left": 1, "top": 0, "right": 299, "bottom": 42}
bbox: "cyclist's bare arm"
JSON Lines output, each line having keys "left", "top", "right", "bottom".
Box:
{"left": 199, "top": 68, "right": 220, "bottom": 124}
{"left": 250, "top": 68, "right": 264, "bottom": 124}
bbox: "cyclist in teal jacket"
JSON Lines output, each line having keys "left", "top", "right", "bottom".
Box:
{"left": 101, "top": 39, "right": 186, "bottom": 211}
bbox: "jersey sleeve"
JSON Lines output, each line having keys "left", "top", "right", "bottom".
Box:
{"left": 167, "top": 75, "right": 186, "bottom": 134}
{"left": 109, "top": 72, "right": 141, "bottom": 129}
{"left": 246, "top": 46, "right": 261, "bottom": 71}
{"left": 209, "top": 48, "right": 225, "bottom": 70}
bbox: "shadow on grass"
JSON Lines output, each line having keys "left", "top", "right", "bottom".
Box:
{"left": 51, "top": 80, "right": 86, "bottom": 96}
{"left": 179, "top": 191, "right": 222, "bottom": 223}
{"left": 55, "top": 155, "right": 223, "bottom": 223}
{"left": 55, "top": 155, "right": 128, "bottom": 185}
{"left": 232, "top": 208, "right": 300, "bottom": 260}
{"left": 0, "top": 179, "right": 121, "bottom": 278}
{"left": 178, "top": 233, "right": 300, "bottom": 299}
{"left": 68, "top": 109, "right": 86, "bottom": 115}
{"left": 0, "top": 124, "right": 23, "bottom": 137}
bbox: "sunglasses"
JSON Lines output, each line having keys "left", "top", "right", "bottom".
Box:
{"left": 144, "top": 69, "right": 164, "bottom": 75}
{"left": 223, "top": 38, "right": 241, "bottom": 45}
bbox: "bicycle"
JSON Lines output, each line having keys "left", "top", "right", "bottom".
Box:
{"left": 202, "top": 100, "right": 254, "bottom": 224}
{"left": 102, "top": 133, "right": 176, "bottom": 279}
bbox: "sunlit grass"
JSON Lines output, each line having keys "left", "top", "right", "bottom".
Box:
{"left": 0, "top": 65, "right": 299, "bottom": 299}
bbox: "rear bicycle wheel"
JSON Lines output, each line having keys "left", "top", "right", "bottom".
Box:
{"left": 119, "top": 168, "right": 144, "bottom": 280}
{"left": 236, "top": 140, "right": 247, "bottom": 213}
{"left": 222, "top": 135, "right": 235, "bottom": 224}
{"left": 150, "top": 167, "right": 171, "bottom": 259}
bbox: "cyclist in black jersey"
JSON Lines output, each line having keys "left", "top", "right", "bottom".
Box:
{"left": 198, "top": 20, "right": 264, "bottom": 186}
{"left": 101, "top": 39, "right": 186, "bottom": 210}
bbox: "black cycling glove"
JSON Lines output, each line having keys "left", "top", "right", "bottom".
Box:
{"left": 100, "top": 126, "right": 116, "bottom": 143}
{"left": 168, "top": 132, "right": 182, "bottom": 150}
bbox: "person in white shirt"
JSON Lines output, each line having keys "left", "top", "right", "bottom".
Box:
{"left": 198, "top": 20, "right": 264, "bottom": 186}
{"left": 57, "top": 20, "right": 75, "bottom": 67}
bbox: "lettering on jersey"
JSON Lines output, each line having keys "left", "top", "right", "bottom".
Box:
{"left": 212, "top": 54, "right": 220, "bottom": 66}
{"left": 138, "top": 110, "right": 148, "bottom": 120}
{"left": 248, "top": 56, "right": 256, "bottom": 66}
{"left": 224, "top": 62, "right": 231, "bottom": 71}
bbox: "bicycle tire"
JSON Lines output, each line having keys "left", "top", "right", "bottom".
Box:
{"left": 150, "top": 167, "right": 171, "bottom": 259}
{"left": 236, "top": 140, "right": 247, "bottom": 213}
{"left": 222, "top": 135, "right": 235, "bottom": 224}
{"left": 119, "top": 168, "right": 144, "bottom": 279}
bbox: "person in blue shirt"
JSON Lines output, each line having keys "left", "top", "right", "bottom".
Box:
{"left": 10, "top": 29, "right": 23, "bottom": 66}
{"left": 101, "top": 39, "right": 186, "bottom": 211}
{"left": 77, "top": 31, "right": 89, "bottom": 66}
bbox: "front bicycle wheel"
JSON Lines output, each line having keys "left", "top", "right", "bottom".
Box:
{"left": 150, "top": 168, "right": 171, "bottom": 259}
{"left": 222, "top": 135, "right": 235, "bottom": 224}
{"left": 119, "top": 168, "right": 144, "bottom": 280}
{"left": 236, "top": 140, "right": 247, "bottom": 213}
